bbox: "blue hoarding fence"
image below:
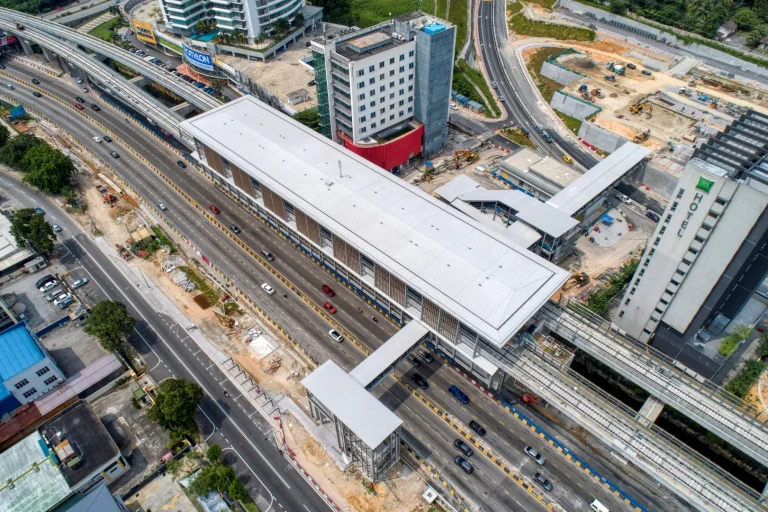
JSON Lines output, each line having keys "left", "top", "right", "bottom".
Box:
{"left": 182, "top": 43, "right": 214, "bottom": 72}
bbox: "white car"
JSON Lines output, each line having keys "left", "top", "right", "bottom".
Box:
{"left": 158, "top": 203, "right": 167, "bottom": 211}
{"left": 450, "top": 102, "right": 458, "bottom": 110}
{"left": 93, "top": 136, "right": 102, "bottom": 143}
{"left": 71, "top": 278, "right": 89, "bottom": 289}
{"left": 328, "top": 329, "right": 344, "bottom": 343}
{"left": 261, "top": 283, "right": 275, "bottom": 295}
{"left": 52, "top": 224, "right": 62, "bottom": 232}
{"left": 54, "top": 293, "right": 72, "bottom": 306}
{"left": 40, "top": 280, "right": 58, "bottom": 293}
{"left": 619, "top": 194, "right": 632, "bottom": 205}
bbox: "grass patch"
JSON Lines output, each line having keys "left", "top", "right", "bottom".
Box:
{"left": 447, "top": 0, "right": 468, "bottom": 55}
{"left": 585, "top": 259, "right": 639, "bottom": 315}
{"left": 508, "top": 2, "right": 595, "bottom": 41}
{"left": 151, "top": 225, "right": 176, "bottom": 254}
{"left": 556, "top": 111, "right": 582, "bottom": 134}
{"left": 223, "top": 301, "right": 243, "bottom": 316}
{"left": 500, "top": 127, "right": 536, "bottom": 148}
{"left": 178, "top": 266, "right": 220, "bottom": 307}
{"left": 88, "top": 16, "right": 121, "bottom": 42}
{"left": 436, "top": 0, "right": 448, "bottom": 18}
{"left": 725, "top": 360, "right": 766, "bottom": 398}
{"left": 241, "top": 497, "right": 260, "bottom": 512}
{"left": 525, "top": 46, "right": 563, "bottom": 102}
{"left": 456, "top": 59, "right": 500, "bottom": 117}
{"left": 349, "top": 0, "right": 432, "bottom": 27}
{"left": 158, "top": 38, "right": 182, "bottom": 55}
{"left": 525, "top": 0, "right": 556, "bottom": 9}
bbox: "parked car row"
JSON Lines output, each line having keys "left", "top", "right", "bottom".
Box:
{"left": 37, "top": 274, "right": 89, "bottom": 310}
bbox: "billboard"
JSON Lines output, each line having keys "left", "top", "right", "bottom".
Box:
{"left": 182, "top": 43, "right": 214, "bottom": 72}
{"left": 133, "top": 20, "right": 156, "bottom": 45}
{"left": 0, "top": 35, "right": 18, "bottom": 47}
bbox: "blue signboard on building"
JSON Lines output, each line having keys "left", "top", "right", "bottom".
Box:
{"left": 182, "top": 43, "right": 214, "bottom": 72}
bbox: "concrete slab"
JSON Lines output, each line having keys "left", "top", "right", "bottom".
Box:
{"left": 38, "top": 322, "right": 108, "bottom": 378}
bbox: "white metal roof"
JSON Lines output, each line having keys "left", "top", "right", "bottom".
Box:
{"left": 302, "top": 361, "right": 403, "bottom": 448}
{"left": 181, "top": 96, "right": 568, "bottom": 347}
{"left": 547, "top": 143, "right": 651, "bottom": 215}
{"left": 349, "top": 321, "right": 429, "bottom": 387}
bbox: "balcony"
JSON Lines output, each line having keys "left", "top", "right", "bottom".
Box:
{"left": 332, "top": 82, "right": 350, "bottom": 94}
{"left": 334, "top": 103, "right": 352, "bottom": 117}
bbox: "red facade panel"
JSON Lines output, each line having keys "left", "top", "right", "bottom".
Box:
{"left": 340, "top": 125, "right": 424, "bottom": 171}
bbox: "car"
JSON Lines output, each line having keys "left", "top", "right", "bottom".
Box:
{"left": 323, "top": 302, "right": 337, "bottom": 314}
{"left": 499, "top": 96, "right": 505, "bottom": 102}
{"left": 642, "top": 70, "right": 652, "bottom": 76}
{"left": 93, "top": 136, "right": 102, "bottom": 143}
{"left": 76, "top": 96, "right": 85, "bottom": 103}
{"left": 261, "top": 283, "right": 275, "bottom": 295}
{"left": 469, "top": 420, "right": 486, "bottom": 436}
{"left": 307, "top": 79, "right": 316, "bottom": 86}
{"left": 71, "top": 278, "right": 89, "bottom": 289}
{"left": 31, "top": 78, "right": 40, "bottom": 85}
{"left": 453, "top": 439, "right": 473, "bottom": 457}
{"left": 534, "top": 472, "right": 553, "bottom": 491}
{"left": 157, "top": 202, "right": 168, "bottom": 211}
{"left": 491, "top": 81, "right": 497, "bottom": 89}
{"left": 229, "top": 224, "right": 241, "bottom": 234}
{"left": 321, "top": 284, "right": 335, "bottom": 297}
{"left": 520, "top": 127, "right": 530, "bottom": 136}
{"left": 195, "top": 82, "right": 206, "bottom": 89}
{"left": 40, "top": 280, "right": 58, "bottom": 293}
{"left": 542, "top": 133, "right": 554, "bottom": 143}
{"left": 329, "top": 329, "right": 344, "bottom": 342}
{"left": 563, "top": 155, "right": 573, "bottom": 164}
{"left": 411, "top": 373, "right": 429, "bottom": 389}
{"left": 406, "top": 354, "right": 420, "bottom": 367}
{"left": 46, "top": 289, "right": 66, "bottom": 302}
{"left": 209, "top": 205, "right": 220, "bottom": 214}
{"left": 454, "top": 456, "right": 474, "bottom": 474}
{"left": 204, "top": 87, "right": 214, "bottom": 93}
{"left": 646, "top": 210, "right": 660, "bottom": 223}
{"left": 74, "top": 103, "right": 84, "bottom": 110}
{"left": 417, "top": 349, "right": 433, "bottom": 363}
{"left": 5, "top": 84, "right": 13, "bottom": 90}
{"left": 54, "top": 293, "right": 71, "bottom": 306}
{"left": 524, "top": 446, "right": 546, "bottom": 465}
{"left": 177, "top": 160, "right": 187, "bottom": 168}
{"left": 449, "top": 385, "right": 470, "bottom": 404}
{"left": 535, "top": 125, "right": 544, "bottom": 134}
{"left": 76, "top": 78, "right": 83, "bottom": 84}
{"left": 91, "top": 103, "right": 101, "bottom": 111}
{"left": 32, "top": 91, "right": 42, "bottom": 97}
{"left": 626, "top": 63, "right": 637, "bottom": 69}
{"left": 110, "top": 151, "right": 120, "bottom": 158}
{"left": 52, "top": 224, "right": 62, "bottom": 233}
{"left": 103, "top": 135, "right": 112, "bottom": 143}
{"left": 261, "top": 250, "right": 275, "bottom": 261}
{"left": 34, "top": 207, "right": 45, "bottom": 216}
{"left": 0, "top": 64, "right": 5, "bottom": 69}
{"left": 450, "top": 102, "right": 458, "bottom": 110}
{"left": 36, "top": 274, "right": 55, "bottom": 289}
{"left": 619, "top": 194, "right": 632, "bottom": 205}
{"left": 58, "top": 296, "right": 74, "bottom": 309}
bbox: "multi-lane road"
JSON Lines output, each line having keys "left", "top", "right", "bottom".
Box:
{"left": 0, "top": 58, "right": 688, "bottom": 511}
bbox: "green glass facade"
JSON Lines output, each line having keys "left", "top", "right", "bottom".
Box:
{"left": 313, "top": 50, "right": 332, "bottom": 139}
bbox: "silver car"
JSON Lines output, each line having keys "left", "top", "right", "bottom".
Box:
{"left": 46, "top": 289, "right": 66, "bottom": 302}
{"left": 71, "top": 278, "right": 89, "bottom": 289}
{"left": 524, "top": 446, "right": 546, "bottom": 466}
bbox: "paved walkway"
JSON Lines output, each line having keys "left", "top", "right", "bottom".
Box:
{"left": 77, "top": 12, "right": 113, "bottom": 34}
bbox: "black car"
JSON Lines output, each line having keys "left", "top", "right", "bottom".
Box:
{"left": 32, "top": 91, "right": 42, "bottom": 97}
{"left": 646, "top": 210, "right": 660, "bottom": 223}
{"left": 469, "top": 420, "right": 486, "bottom": 437}
{"left": 534, "top": 472, "right": 553, "bottom": 491}
{"left": 0, "top": 64, "right": 5, "bottom": 69}
{"left": 453, "top": 439, "right": 473, "bottom": 457}
{"left": 417, "top": 349, "right": 433, "bottom": 363}
{"left": 110, "top": 151, "right": 119, "bottom": 158}
{"left": 229, "top": 224, "right": 241, "bottom": 234}
{"left": 454, "top": 456, "right": 474, "bottom": 474}
{"left": 75, "top": 96, "right": 85, "bottom": 103}
{"left": 411, "top": 373, "right": 429, "bottom": 390}
{"left": 177, "top": 160, "right": 187, "bottom": 168}
{"left": 627, "top": 63, "right": 637, "bottom": 69}
{"left": 406, "top": 354, "right": 420, "bottom": 367}
{"left": 35, "top": 274, "right": 55, "bottom": 289}
{"left": 91, "top": 103, "right": 101, "bottom": 111}
{"left": 103, "top": 135, "right": 112, "bottom": 143}
{"left": 31, "top": 78, "right": 40, "bottom": 85}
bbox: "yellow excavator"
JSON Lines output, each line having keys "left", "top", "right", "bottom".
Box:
{"left": 454, "top": 150, "right": 478, "bottom": 169}
{"left": 629, "top": 102, "right": 644, "bottom": 115}
{"left": 562, "top": 272, "right": 590, "bottom": 290}
{"left": 633, "top": 129, "right": 651, "bottom": 143}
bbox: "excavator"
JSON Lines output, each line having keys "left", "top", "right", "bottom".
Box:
{"left": 633, "top": 129, "right": 651, "bottom": 143}
{"left": 645, "top": 104, "right": 653, "bottom": 119}
{"left": 629, "top": 102, "right": 644, "bottom": 115}
{"left": 562, "top": 272, "right": 590, "bottom": 290}
{"left": 454, "top": 150, "right": 478, "bottom": 169}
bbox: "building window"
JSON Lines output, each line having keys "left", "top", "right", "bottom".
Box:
{"left": 701, "top": 224, "right": 712, "bottom": 231}
{"left": 390, "top": 93, "right": 395, "bottom": 99}
{"left": 390, "top": 105, "right": 395, "bottom": 110}
{"left": 390, "top": 70, "right": 395, "bottom": 77}
{"left": 390, "top": 115, "right": 395, "bottom": 120}
{"left": 369, "top": 78, "right": 375, "bottom": 85}
{"left": 358, "top": 81, "right": 364, "bottom": 88}
{"left": 250, "top": 178, "right": 261, "bottom": 199}
{"left": 389, "top": 57, "right": 395, "bottom": 64}
{"left": 371, "top": 112, "right": 376, "bottom": 119}
{"left": 283, "top": 201, "right": 295, "bottom": 223}
{"left": 689, "top": 247, "right": 699, "bottom": 255}
{"left": 319, "top": 225, "right": 333, "bottom": 249}
{"left": 399, "top": 66, "right": 405, "bottom": 72}
{"left": 14, "top": 379, "right": 29, "bottom": 389}
{"left": 370, "top": 101, "right": 375, "bottom": 107}
{"left": 389, "top": 81, "right": 395, "bottom": 88}
{"left": 655, "top": 307, "right": 664, "bottom": 314}
{"left": 676, "top": 269, "right": 686, "bottom": 276}
{"left": 677, "top": 188, "right": 685, "bottom": 199}
{"left": 634, "top": 278, "right": 640, "bottom": 285}
{"left": 682, "top": 258, "right": 692, "bottom": 265}
{"left": 643, "top": 259, "right": 649, "bottom": 267}
{"left": 408, "top": 106, "right": 413, "bottom": 113}
{"left": 368, "top": 65, "right": 375, "bottom": 72}
{"left": 708, "top": 211, "right": 720, "bottom": 219}
{"left": 660, "top": 226, "right": 667, "bottom": 235}
{"left": 660, "top": 298, "right": 669, "bottom": 305}
{"left": 671, "top": 279, "right": 680, "bottom": 286}
{"left": 221, "top": 158, "right": 232, "bottom": 179}
{"left": 665, "top": 214, "right": 672, "bottom": 223}
{"left": 409, "top": 50, "right": 414, "bottom": 57}
{"left": 642, "top": 329, "right": 653, "bottom": 335}
{"left": 22, "top": 388, "right": 37, "bottom": 399}
{"left": 630, "top": 287, "right": 636, "bottom": 295}
{"left": 399, "top": 111, "right": 404, "bottom": 117}
{"left": 625, "top": 299, "right": 631, "bottom": 305}
{"left": 370, "top": 89, "right": 376, "bottom": 96}
{"left": 380, "top": 108, "right": 386, "bottom": 114}
{"left": 379, "top": 62, "right": 385, "bottom": 68}
{"left": 360, "top": 116, "right": 366, "bottom": 122}
{"left": 408, "top": 85, "right": 413, "bottom": 91}
{"left": 639, "top": 268, "right": 645, "bottom": 276}
{"left": 399, "top": 89, "right": 404, "bottom": 95}
{"left": 359, "top": 105, "right": 366, "bottom": 112}
{"left": 671, "top": 202, "right": 678, "bottom": 212}
{"left": 399, "top": 54, "right": 405, "bottom": 61}
{"left": 358, "top": 69, "right": 364, "bottom": 76}
{"left": 361, "top": 127, "right": 367, "bottom": 133}
{"left": 694, "top": 235, "right": 705, "bottom": 243}
{"left": 649, "top": 248, "right": 655, "bottom": 256}
{"left": 359, "top": 93, "right": 365, "bottom": 100}
{"left": 399, "top": 100, "right": 404, "bottom": 106}
{"left": 36, "top": 366, "right": 50, "bottom": 377}
{"left": 409, "top": 62, "right": 414, "bottom": 69}
{"left": 380, "top": 85, "right": 385, "bottom": 92}
{"left": 399, "top": 77, "right": 405, "bottom": 84}
{"left": 715, "top": 197, "right": 727, "bottom": 205}
{"left": 650, "top": 316, "right": 659, "bottom": 323}
{"left": 44, "top": 376, "right": 57, "bottom": 386}
{"left": 653, "top": 237, "right": 661, "bottom": 246}
{"left": 371, "top": 122, "right": 376, "bottom": 128}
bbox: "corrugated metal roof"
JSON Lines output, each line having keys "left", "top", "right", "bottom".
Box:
{"left": 547, "top": 143, "right": 650, "bottom": 215}
{"left": 349, "top": 321, "right": 429, "bottom": 388}
{"left": 0, "top": 323, "right": 44, "bottom": 382}
{"left": 181, "top": 97, "right": 568, "bottom": 347}
{"left": 302, "top": 361, "right": 402, "bottom": 448}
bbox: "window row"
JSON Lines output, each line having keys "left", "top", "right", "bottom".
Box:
{"left": 356, "top": 51, "right": 416, "bottom": 76}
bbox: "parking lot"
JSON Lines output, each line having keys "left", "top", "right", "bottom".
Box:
{"left": 4, "top": 262, "right": 77, "bottom": 330}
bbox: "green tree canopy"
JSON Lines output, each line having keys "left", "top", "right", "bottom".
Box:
{"left": 609, "top": 0, "right": 628, "bottom": 14}
{"left": 0, "top": 133, "right": 43, "bottom": 170}
{"left": 147, "top": 378, "right": 203, "bottom": 432}
{"left": 21, "top": 144, "right": 75, "bottom": 194}
{"left": 9, "top": 208, "right": 56, "bottom": 254}
{"left": 0, "top": 124, "right": 9, "bottom": 148}
{"left": 273, "top": 18, "right": 290, "bottom": 37}
{"left": 84, "top": 300, "right": 136, "bottom": 352}
{"left": 746, "top": 29, "right": 766, "bottom": 45}
{"left": 734, "top": 7, "right": 761, "bottom": 30}
{"left": 189, "top": 462, "right": 247, "bottom": 501}
{"left": 206, "top": 444, "right": 223, "bottom": 462}
{"left": 293, "top": 109, "right": 321, "bottom": 132}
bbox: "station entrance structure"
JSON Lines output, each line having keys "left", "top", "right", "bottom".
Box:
{"left": 302, "top": 321, "right": 429, "bottom": 481}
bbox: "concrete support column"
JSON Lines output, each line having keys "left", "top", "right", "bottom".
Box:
{"left": 170, "top": 101, "right": 195, "bottom": 116}
{"left": 636, "top": 395, "right": 665, "bottom": 427}
{"left": 41, "top": 46, "right": 57, "bottom": 65}
{"left": 18, "top": 37, "right": 34, "bottom": 56}
{"left": 128, "top": 75, "right": 151, "bottom": 87}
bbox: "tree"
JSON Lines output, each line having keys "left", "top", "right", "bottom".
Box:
{"left": 609, "top": 0, "right": 628, "bottom": 15}
{"left": 746, "top": 29, "right": 765, "bottom": 46}
{"left": 0, "top": 133, "right": 42, "bottom": 170}
{"left": 273, "top": 18, "right": 290, "bottom": 38}
{"left": 0, "top": 124, "right": 9, "bottom": 148}
{"left": 293, "top": 11, "right": 304, "bottom": 26}
{"left": 9, "top": 208, "right": 55, "bottom": 254}
{"left": 22, "top": 143, "right": 75, "bottom": 194}
{"left": 84, "top": 300, "right": 136, "bottom": 352}
{"left": 734, "top": 7, "right": 760, "bottom": 30}
{"left": 147, "top": 378, "right": 203, "bottom": 433}
{"left": 165, "top": 459, "right": 182, "bottom": 479}
{"left": 206, "top": 443, "right": 222, "bottom": 462}
{"left": 293, "top": 109, "right": 321, "bottom": 132}
{"left": 189, "top": 462, "right": 247, "bottom": 501}
{"left": 228, "top": 478, "right": 248, "bottom": 501}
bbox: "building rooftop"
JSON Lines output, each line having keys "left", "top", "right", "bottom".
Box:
{"left": 0, "top": 216, "right": 36, "bottom": 272}
{"left": 302, "top": 361, "right": 402, "bottom": 448}
{"left": 0, "top": 432, "right": 71, "bottom": 512}
{"left": 530, "top": 157, "right": 579, "bottom": 189}
{"left": 38, "top": 401, "right": 120, "bottom": 488}
{"left": 182, "top": 96, "right": 568, "bottom": 347}
{"left": 0, "top": 323, "right": 44, "bottom": 392}
{"left": 547, "top": 143, "right": 651, "bottom": 216}
{"left": 335, "top": 26, "right": 410, "bottom": 62}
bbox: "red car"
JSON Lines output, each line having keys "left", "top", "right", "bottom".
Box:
{"left": 323, "top": 302, "right": 337, "bottom": 314}
{"left": 321, "top": 284, "right": 335, "bottom": 297}
{"left": 209, "top": 205, "right": 220, "bottom": 214}
{"left": 74, "top": 103, "right": 84, "bottom": 110}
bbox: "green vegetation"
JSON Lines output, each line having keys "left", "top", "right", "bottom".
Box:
{"left": 718, "top": 324, "right": 754, "bottom": 357}
{"left": 0, "top": 132, "right": 75, "bottom": 195}
{"left": 148, "top": 378, "right": 204, "bottom": 445}
{"left": 84, "top": 300, "right": 137, "bottom": 353}
{"left": 151, "top": 225, "right": 176, "bottom": 254}
{"left": 436, "top": 0, "right": 448, "bottom": 17}
{"left": 448, "top": 0, "right": 468, "bottom": 54}
{"left": 206, "top": 444, "right": 223, "bottom": 462}
{"left": 0, "top": 133, "right": 43, "bottom": 169}
{"left": 159, "top": 38, "right": 183, "bottom": 55}
{"left": 455, "top": 59, "right": 500, "bottom": 117}
{"left": 726, "top": 360, "right": 766, "bottom": 398}
{"left": 525, "top": 0, "right": 556, "bottom": 9}
{"left": 556, "top": 111, "right": 582, "bottom": 134}
{"left": 88, "top": 16, "right": 121, "bottom": 42}
{"left": 294, "top": 108, "right": 321, "bottom": 132}
{"left": 585, "top": 259, "right": 639, "bottom": 315}
{"left": 508, "top": 2, "right": 596, "bottom": 40}
{"left": 9, "top": 208, "right": 56, "bottom": 255}
{"left": 525, "top": 46, "right": 564, "bottom": 102}
{"left": 189, "top": 463, "right": 248, "bottom": 501}
{"left": 500, "top": 127, "right": 536, "bottom": 148}
{"left": 178, "top": 266, "right": 220, "bottom": 306}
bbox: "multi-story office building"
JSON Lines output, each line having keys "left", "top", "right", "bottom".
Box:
{"left": 158, "top": 0, "right": 304, "bottom": 41}
{"left": 312, "top": 13, "right": 455, "bottom": 171}
{"left": 182, "top": 96, "right": 568, "bottom": 390}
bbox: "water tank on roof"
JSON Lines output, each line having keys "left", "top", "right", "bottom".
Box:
{"left": 424, "top": 23, "right": 446, "bottom": 35}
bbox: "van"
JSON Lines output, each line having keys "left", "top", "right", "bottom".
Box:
{"left": 589, "top": 499, "right": 609, "bottom": 512}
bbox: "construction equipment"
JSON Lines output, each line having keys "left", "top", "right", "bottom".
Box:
{"left": 645, "top": 104, "right": 653, "bottom": 119}
{"left": 607, "top": 62, "right": 625, "bottom": 75}
{"left": 582, "top": 91, "right": 590, "bottom": 100}
{"left": 115, "top": 244, "right": 133, "bottom": 260}
{"left": 578, "top": 84, "right": 588, "bottom": 92}
{"left": 629, "top": 102, "right": 643, "bottom": 115}
{"left": 633, "top": 129, "right": 651, "bottom": 143}
{"left": 454, "top": 150, "right": 477, "bottom": 169}
{"left": 262, "top": 356, "right": 282, "bottom": 374}
{"left": 590, "top": 88, "right": 603, "bottom": 99}
{"left": 102, "top": 193, "right": 117, "bottom": 206}
{"left": 214, "top": 311, "right": 235, "bottom": 328}
{"left": 15, "top": 23, "right": 24, "bottom": 30}
{"left": 604, "top": 75, "right": 616, "bottom": 82}
{"left": 562, "top": 272, "right": 590, "bottom": 290}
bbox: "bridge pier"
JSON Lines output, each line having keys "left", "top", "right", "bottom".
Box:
{"left": 636, "top": 395, "right": 665, "bottom": 427}
{"left": 128, "top": 75, "right": 150, "bottom": 88}
{"left": 18, "top": 36, "right": 34, "bottom": 56}
{"left": 170, "top": 101, "right": 195, "bottom": 116}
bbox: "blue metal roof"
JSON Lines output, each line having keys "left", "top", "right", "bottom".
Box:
{"left": 0, "top": 323, "right": 44, "bottom": 382}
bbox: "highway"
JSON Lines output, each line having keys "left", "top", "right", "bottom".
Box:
{"left": 0, "top": 59, "right": 674, "bottom": 512}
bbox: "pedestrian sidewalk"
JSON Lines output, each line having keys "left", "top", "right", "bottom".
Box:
{"left": 77, "top": 12, "right": 113, "bottom": 33}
